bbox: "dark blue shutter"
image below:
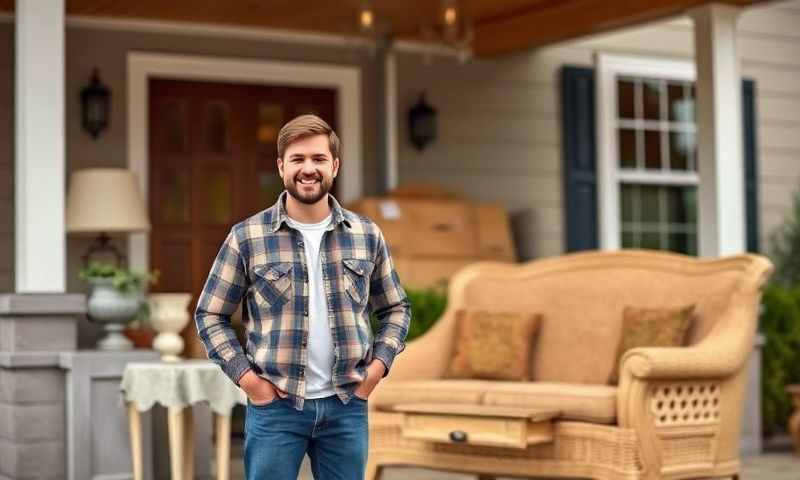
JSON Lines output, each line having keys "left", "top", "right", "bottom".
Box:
{"left": 743, "top": 79, "right": 759, "bottom": 253}
{"left": 561, "top": 66, "right": 598, "bottom": 252}
{"left": 560, "top": 65, "right": 759, "bottom": 254}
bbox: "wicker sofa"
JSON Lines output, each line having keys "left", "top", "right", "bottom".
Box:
{"left": 366, "top": 249, "right": 773, "bottom": 480}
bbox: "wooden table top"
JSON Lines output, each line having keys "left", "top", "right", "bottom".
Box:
{"left": 384, "top": 403, "right": 560, "bottom": 421}
{"left": 787, "top": 385, "right": 800, "bottom": 395}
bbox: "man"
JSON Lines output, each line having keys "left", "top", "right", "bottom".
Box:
{"left": 194, "top": 114, "right": 411, "bottom": 480}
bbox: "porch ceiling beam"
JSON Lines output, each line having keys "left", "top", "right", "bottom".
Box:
{"left": 472, "top": 0, "right": 762, "bottom": 57}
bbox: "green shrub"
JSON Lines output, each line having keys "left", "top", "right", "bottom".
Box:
{"left": 370, "top": 286, "right": 447, "bottom": 343}
{"left": 760, "top": 284, "right": 800, "bottom": 436}
{"left": 769, "top": 189, "right": 800, "bottom": 288}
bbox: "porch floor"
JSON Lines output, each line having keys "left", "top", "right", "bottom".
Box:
{"left": 219, "top": 437, "right": 800, "bottom": 479}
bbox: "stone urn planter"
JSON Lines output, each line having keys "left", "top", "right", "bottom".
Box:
{"left": 147, "top": 293, "right": 193, "bottom": 362}
{"left": 86, "top": 277, "right": 143, "bottom": 350}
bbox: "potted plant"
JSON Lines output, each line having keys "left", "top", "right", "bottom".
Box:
{"left": 79, "top": 261, "right": 159, "bottom": 350}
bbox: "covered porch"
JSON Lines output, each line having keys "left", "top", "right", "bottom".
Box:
{"left": 2, "top": 0, "right": 799, "bottom": 479}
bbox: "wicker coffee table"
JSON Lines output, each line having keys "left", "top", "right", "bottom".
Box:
{"left": 789, "top": 385, "right": 800, "bottom": 454}
{"left": 385, "top": 403, "right": 559, "bottom": 450}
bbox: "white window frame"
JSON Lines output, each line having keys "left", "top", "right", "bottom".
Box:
{"left": 595, "top": 52, "right": 697, "bottom": 250}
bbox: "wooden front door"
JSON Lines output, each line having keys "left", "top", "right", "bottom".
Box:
{"left": 148, "top": 78, "right": 337, "bottom": 358}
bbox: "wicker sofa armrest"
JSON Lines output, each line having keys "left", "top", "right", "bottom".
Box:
{"left": 621, "top": 301, "right": 757, "bottom": 382}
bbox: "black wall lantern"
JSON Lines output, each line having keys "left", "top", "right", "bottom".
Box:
{"left": 80, "top": 69, "right": 111, "bottom": 139}
{"left": 408, "top": 93, "right": 437, "bottom": 151}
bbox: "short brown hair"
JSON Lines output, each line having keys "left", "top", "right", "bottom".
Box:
{"left": 277, "top": 114, "right": 341, "bottom": 160}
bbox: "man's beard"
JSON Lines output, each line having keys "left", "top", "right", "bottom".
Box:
{"left": 285, "top": 174, "right": 333, "bottom": 205}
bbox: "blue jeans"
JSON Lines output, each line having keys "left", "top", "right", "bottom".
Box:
{"left": 244, "top": 394, "right": 369, "bottom": 480}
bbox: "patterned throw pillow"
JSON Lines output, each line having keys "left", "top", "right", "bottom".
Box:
{"left": 608, "top": 304, "right": 695, "bottom": 385}
{"left": 444, "top": 309, "right": 542, "bottom": 381}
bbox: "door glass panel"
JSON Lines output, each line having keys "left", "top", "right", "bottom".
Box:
{"left": 258, "top": 173, "right": 284, "bottom": 208}
{"left": 257, "top": 103, "right": 284, "bottom": 155}
{"left": 163, "top": 100, "right": 187, "bottom": 154}
{"left": 205, "top": 101, "right": 231, "bottom": 154}
{"left": 203, "top": 171, "right": 232, "bottom": 224}
{"left": 295, "top": 104, "right": 320, "bottom": 117}
{"left": 163, "top": 171, "right": 190, "bottom": 224}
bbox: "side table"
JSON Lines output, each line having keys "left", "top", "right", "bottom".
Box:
{"left": 789, "top": 385, "right": 800, "bottom": 454}
{"left": 120, "top": 359, "right": 247, "bottom": 480}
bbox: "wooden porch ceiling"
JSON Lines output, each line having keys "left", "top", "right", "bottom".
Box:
{"left": 0, "top": 0, "right": 771, "bottom": 57}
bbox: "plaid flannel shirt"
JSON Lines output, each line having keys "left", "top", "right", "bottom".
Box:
{"left": 194, "top": 190, "right": 411, "bottom": 411}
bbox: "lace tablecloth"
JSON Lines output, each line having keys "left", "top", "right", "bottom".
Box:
{"left": 120, "top": 359, "right": 247, "bottom": 415}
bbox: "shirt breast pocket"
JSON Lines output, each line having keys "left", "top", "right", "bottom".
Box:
{"left": 342, "top": 258, "right": 374, "bottom": 308}
{"left": 251, "top": 262, "right": 293, "bottom": 311}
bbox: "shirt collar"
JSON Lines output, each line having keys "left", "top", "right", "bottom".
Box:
{"left": 269, "top": 190, "right": 351, "bottom": 233}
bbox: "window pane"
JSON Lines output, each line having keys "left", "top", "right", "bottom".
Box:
{"left": 668, "top": 83, "right": 694, "bottom": 123}
{"left": 622, "top": 230, "right": 636, "bottom": 248}
{"left": 640, "top": 185, "right": 660, "bottom": 223}
{"left": 669, "top": 131, "right": 694, "bottom": 171}
{"left": 686, "top": 233, "right": 698, "bottom": 256}
{"left": 684, "top": 187, "right": 697, "bottom": 223}
{"left": 668, "top": 232, "right": 690, "bottom": 254}
{"left": 643, "top": 79, "right": 661, "bottom": 120}
{"left": 668, "top": 83, "right": 682, "bottom": 122}
{"left": 618, "top": 129, "right": 637, "bottom": 168}
{"left": 621, "top": 184, "right": 636, "bottom": 222}
{"left": 644, "top": 130, "right": 661, "bottom": 169}
{"left": 640, "top": 232, "right": 661, "bottom": 250}
{"left": 617, "top": 79, "right": 635, "bottom": 119}
{"left": 666, "top": 186, "right": 693, "bottom": 224}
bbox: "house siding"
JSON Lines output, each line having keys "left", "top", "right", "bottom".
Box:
{"left": 396, "top": 0, "right": 800, "bottom": 260}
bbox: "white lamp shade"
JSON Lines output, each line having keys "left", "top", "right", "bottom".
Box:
{"left": 66, "top": 168, "right": 151, "bottom": 234}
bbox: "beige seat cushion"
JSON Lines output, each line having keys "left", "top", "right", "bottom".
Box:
{"left": 370, "top": 380, "right": 492, "bottom": 409}
{"left": 371, "top": 380, "right": 617, "bottom": 425}
{"left": 482, "top": 382, "right": 618, "bottom": 424}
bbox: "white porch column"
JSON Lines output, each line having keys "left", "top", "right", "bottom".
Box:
{"left": 15, "top": 0, "right": 66, "bottom": 292}
{"left": 690, "top": 4, "right": 744, "bottom": 257}
{"left": 384, "top": 48, "right": 399, "bottom": 192}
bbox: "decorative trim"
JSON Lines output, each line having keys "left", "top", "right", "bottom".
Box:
{"left": 126, "top": 51, "right": 362, "bottom": 273}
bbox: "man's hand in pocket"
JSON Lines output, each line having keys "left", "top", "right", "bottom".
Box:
{"left": 238, "top": 369, "right": 288, "bottom": 405}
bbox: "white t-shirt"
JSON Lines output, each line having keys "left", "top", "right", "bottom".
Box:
{"left": 285, "top": 212, "right": 336, "bottom": 399}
